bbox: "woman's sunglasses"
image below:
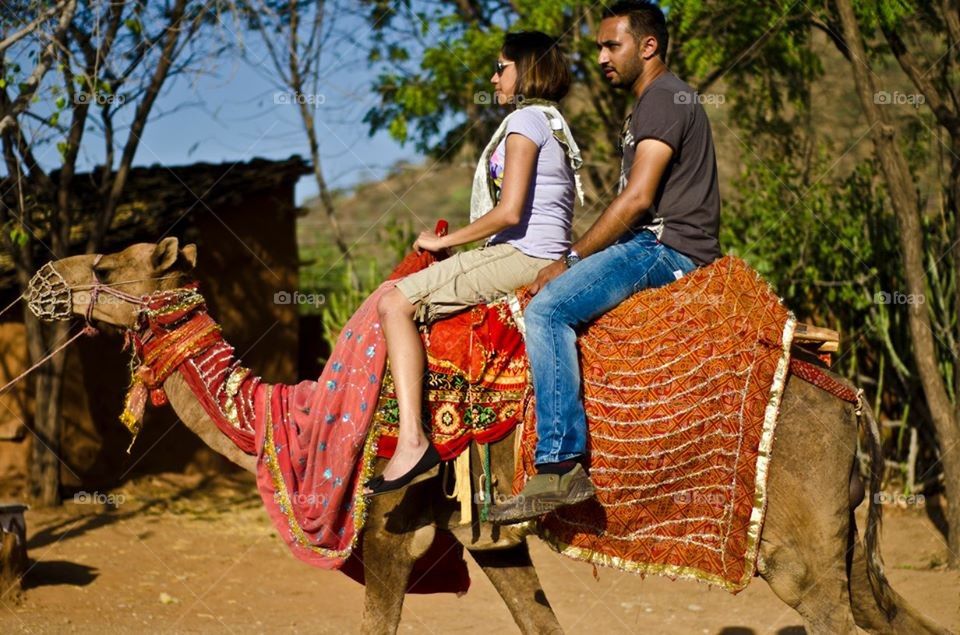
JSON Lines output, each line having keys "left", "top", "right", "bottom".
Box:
{"left": 494, "top": 60, "right": 514, "bottom": 76}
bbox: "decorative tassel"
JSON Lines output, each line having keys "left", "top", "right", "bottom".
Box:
{"left": 451, "top": 450, "right": 472, "bottom": 526}
{"left": 120, "top": 377, "right": 147, "bottom": 453}
{"left": 115, "top": 287, "right": 212, "bottom": 451}
{"left": 149, "top": 389, "right": 167, "bottom": 407}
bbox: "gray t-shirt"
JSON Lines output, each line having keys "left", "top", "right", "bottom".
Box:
{"left": 487, "top": 108, "right": 574, "bottom": 259}
{"left": 619, "top": 72, "right": 721, "bottom": 266}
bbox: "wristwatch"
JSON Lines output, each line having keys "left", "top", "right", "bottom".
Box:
{"left": 563, "top": 249, "right": 581, "bottom": 268}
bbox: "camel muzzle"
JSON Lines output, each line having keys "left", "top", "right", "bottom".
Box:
{"left": 25, "top": 261, "right": 73, "bottom": 321}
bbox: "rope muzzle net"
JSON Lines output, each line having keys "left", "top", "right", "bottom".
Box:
{"left": 25, "top": 262, "right": 73, "bottom": 321}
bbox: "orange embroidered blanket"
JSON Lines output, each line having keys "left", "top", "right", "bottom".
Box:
{"left": 514, "top": 255, "right": 795, "bottom": 592}
{"left": 373, "top": 298, "right": 528, "bottom": 460}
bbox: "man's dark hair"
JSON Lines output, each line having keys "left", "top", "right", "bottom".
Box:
{"left": 602, "top": 1, "right": 669, "bottom": 62}
{"left": 502, "top": 31, "right": 572, "bottom": 102}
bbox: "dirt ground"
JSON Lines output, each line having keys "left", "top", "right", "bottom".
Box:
{"left": 2, "top": 471, "right": 957, "bottom": 634}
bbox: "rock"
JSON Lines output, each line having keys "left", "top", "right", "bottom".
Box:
{"left": 159, "top": 592, "right": 179, "bottom": 605}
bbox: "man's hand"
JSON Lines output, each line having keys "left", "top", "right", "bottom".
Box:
{"left": 413, "top": 231, "right": 448, "bottom": 254}
{"left": 529, "top": 259, "right": 567, "bottom": 295}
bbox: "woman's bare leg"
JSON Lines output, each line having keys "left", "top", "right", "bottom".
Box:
{"left": 370, "top": 287, "right": 431, "bottom": 483}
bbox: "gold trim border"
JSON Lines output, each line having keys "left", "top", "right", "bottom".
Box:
{"left": 739, "top": 312, "right": 795, "bottom": 587}
{"left": 538, "top": 524, "right": 749, "bottom": 592}
{"left": 261, "top": 385, "right": 380, "bottom": 560}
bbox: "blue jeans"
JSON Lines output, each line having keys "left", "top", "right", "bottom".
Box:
{"left": 524, "top": 230, "right": 698, "bottom": 465}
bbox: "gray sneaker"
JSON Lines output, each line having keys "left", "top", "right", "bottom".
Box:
{"left": 488, "top": 463, "right": 595, "bottom": 524}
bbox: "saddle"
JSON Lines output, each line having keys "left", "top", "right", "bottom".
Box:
{"left": 374, "top": 250, "right": 851, "bottom": 591}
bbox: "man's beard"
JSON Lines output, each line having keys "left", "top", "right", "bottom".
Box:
{"left": 608, "top": 58, "right": 644, "bottom": 90}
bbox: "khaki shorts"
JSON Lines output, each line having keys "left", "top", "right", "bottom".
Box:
{"left": 395, "top": 243, "right": 554, "bottom": 323}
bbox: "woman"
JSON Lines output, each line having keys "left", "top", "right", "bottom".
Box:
{"left": 365, "top": 31, "right": 583, "bottom": 496}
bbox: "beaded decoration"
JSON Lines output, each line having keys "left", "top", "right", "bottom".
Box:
{"left": 120, "top": 286, "right": 221, "bottom": 450}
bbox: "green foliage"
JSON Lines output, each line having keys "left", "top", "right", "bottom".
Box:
{"left": 364, "top": 16, "right": 504, "bottom": 152}
{"left": 725, "top": 154, "right": 883, "bottom": 359}
{"left": 362, "top": 1, "right": 624, "bottom": 157}
{"left": 300, "top": 217, "right": 417, "bottom": 355}
{"left": 7, "top": 224, "right": 29, "bottom": 247}
{"left": 318, "top": 259, "right": 383, "bottom": 355}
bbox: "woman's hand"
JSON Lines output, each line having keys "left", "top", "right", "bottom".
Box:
{"left": 413, "top": 231, "right": 449, "bottom": 254}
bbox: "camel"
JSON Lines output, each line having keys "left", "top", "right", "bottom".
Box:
{"left": 28, "top": 237, "right": 950, "bottom": 635}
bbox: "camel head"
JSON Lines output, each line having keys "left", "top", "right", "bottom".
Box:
{"left": 26, "top": 237, "right": 198, "bottom": 330}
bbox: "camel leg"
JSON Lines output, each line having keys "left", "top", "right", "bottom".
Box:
{"left": 757, "top": 377, "right": 859, "bottom": 633}
{"left": 359, "top": 518, "right": 417, "bottom": 635}
{"left": 469, "top": 541, "right": 564, "bottom": 634}
{"left": 758, "top": 520, "right": 858, "bottom": 634}
{"left": 847, "top": 521, "right": 950, "bottom": 634}
{"left": 359, "top": 465, "right": 437, "bottom": 635}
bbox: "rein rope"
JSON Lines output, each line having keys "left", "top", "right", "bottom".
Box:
{"left": 1, "top": 257, "right": 217, "bottom": 453}
{"left": 0, "top": 257, "right": 117, "bottom": 396}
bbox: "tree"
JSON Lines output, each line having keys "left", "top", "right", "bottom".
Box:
{"left": 831, "top": 0, "right": 960, "bottom": 568}
{"left": 0, "top": 0, "right": 228, "bottom": 505}
{"left": 242, "top": 0, "right": 356, "bottom": 284}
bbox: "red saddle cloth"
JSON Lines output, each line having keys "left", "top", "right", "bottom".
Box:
{"left": 513, "top": 255, "right": 795, "bottom": 592}
{"left": 372, "top": 300, "right": 528, "bottom": 461}
{"left": 188, "top": 223, "right": 789, "bottom": 596}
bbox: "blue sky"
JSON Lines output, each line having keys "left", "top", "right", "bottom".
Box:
{"left": 139, "top": 46, "right": 418, "bottom": 205}
{"left": 14, "top": 8, "right": 422, "bottom": 207}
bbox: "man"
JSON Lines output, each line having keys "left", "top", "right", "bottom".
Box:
{"left": 490, "top": 0, "right": 721, "bottom": 524}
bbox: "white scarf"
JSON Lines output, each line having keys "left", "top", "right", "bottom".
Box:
{"left": 469, "top": 103, "right": 585, "bottom": 223}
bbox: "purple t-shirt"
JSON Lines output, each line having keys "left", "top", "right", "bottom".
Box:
{"left": 486, "top": 108, "right": 574, "bottom": 259}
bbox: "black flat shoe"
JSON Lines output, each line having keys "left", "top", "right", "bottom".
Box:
{"left": 364, "top": 444, "right": 442, "bottom": 497}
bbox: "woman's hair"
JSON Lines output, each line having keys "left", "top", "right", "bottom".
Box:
{"left": 501, "top": 31, "right": 571, "bottom": 103}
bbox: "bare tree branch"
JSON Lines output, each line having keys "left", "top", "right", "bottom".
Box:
{"left": 247, "top": 0, "right": 355, "bottom": 279}
{"left": 0, "top": 0, "right": 71, "bottom": 55}
{"left": 87, "top": 0, "right": 191, "bottom": 252}
{"left": 881, "top": 24, "right": 960, "bottom": 136}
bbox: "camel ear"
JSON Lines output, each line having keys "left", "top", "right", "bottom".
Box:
{"left": 179, "top": 243, "right": 197, "bottom": 269}
{"left": 151, "top": 237, "right": 180, "bottom": 271}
